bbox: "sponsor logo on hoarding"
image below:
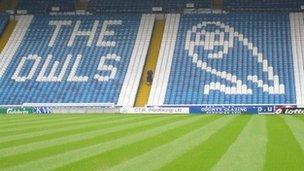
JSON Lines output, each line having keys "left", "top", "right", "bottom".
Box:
{"left": 285, "top": 108, "right": 304, "bottom": 114}
{"left": 120, "top": 107, "right": 189, "bottom": 114}
{"left": 6, "top": 108, "right": 32, "bottom": 114}
{"left": 34, "top": 107, "right": 53, "bottom": 114}
{"left": 275, "top": 108, "right": 284, "bottom": 114}
{"left": 274, "top": 105, "right": 298, "bottom": 114}
{"left": 200, "top": 106, "right": 248, "bottom": 114}
{"left": 190, "top": 106, "right": 275, "bottom": 114}
{"left": 276, "top": 108, "right": 304, "bottom": 115}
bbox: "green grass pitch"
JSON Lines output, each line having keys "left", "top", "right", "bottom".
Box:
{"left": 0, "top": 114, "right": 304, "bottom": 171}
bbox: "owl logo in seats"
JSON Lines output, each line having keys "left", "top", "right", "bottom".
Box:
{"left": 184, "top": 21, "right": 285, "bottom": 95}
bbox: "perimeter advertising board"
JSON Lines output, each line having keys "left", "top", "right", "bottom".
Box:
{"left": 0, "top": 108, "right": 6, "bottom": 114}
{"left": 0, "top": 107, "right": 34, "bottom": 114}
{"left": 189, "top": 106, "right": 276, "bottom": 114}
{"left": 120, "top": 107, "right": 189, "bottom": 114}
{"left": 275, "top": 106, "right": 304, "bottom": 115}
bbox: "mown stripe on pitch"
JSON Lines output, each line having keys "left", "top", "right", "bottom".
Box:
{"left": 6, "top": 116, "right": 208, "bottom": 171}
{"left": 0, "top": 115, "right": 170, "bottom": 158}
{"left": 283, "top": 116, "right": 304, "bottom": 153}
{"left": 0, "top": 116, "right": 102, "bottom": 136}
{"left": 0, "top": 115, "right": 122, "bottom": 143}
{"left": 0, "top": 116, "right": 178, "bottom": 169}
{"left": 0, "top": 115, "right": 149, "bottom": 149}
{"left": 0, "top": 115, "right": 56, "bottom": 123}
{"left": 159, "top": 115, "right": 250, "bottom": 171}
{"left": 212, "top": 116, "right": 267, "bottom": 171}
{"left": 0, "top": 114, "right": 117, "bottom": 125}
{"left": 107, "top": 115, "right": 238, "bottom": 171}
{"left": 55, "top": 116, "right": 221, "bottom": 171}
{"left": 0, "top": 115, "right": 126, "bottom": 136}
{"left": 0, "top": 115, "right": 137, "bottom": 147}
{"left": 0, "top": 115, "right": 73, "bottom": 121}
{"left": 264, "top": 116, "right": 304, "bottom": 170}
{"left": 0, "top": 115, "right": 88, "bottom": 129}
{"left": 0, "top": 117, "right": 74, "bottom": 129}
{"left": 296, "top": 116, "right": 304, "bottom": 123}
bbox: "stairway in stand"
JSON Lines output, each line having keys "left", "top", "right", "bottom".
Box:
{"left": 134, "top": 20, "right": 165, "bottom": 107}
{"left": 0, "top": 20, "right": 17, "bottom": 53}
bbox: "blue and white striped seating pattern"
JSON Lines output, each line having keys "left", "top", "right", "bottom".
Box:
{"left": 0, "top": 14, "right": 155, "bottom": 106}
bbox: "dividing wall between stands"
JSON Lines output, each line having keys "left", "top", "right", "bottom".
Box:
{"left": 290, "top": 12, "right": 304, "bottom": 107}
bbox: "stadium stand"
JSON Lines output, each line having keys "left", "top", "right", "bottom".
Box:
{"left": 149, "top": 13, "right": 304, "bottom": 106}
{"left": 1, "top": 1, "right": 304, "bottom": 108}
{"left": 223, "top": 0, "right": 303, "bottom": 11}
{"left": 88, "top": 0, "right": 212, "bottom": 13}
{"left": 0, "top": 14, "right": 155, "bottom": 106}
{"left": 17, "top": 0, "right": 76, "bottom": 14}
{"left": 0, "top": 13, "right": 9, "bottom": 35}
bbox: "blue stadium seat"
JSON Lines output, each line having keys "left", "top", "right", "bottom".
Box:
{"left": 88, "top": 0, "right": 212, "bottom": 14}
{"left": 0, "top": 14, "right": 155, "bottom": 106}
{"left": 223, "top": 0, "right": 302, "bottom": 11}
{"left": 17, "top": 0, "right": 76, "bottom": 14}
{"left": 149, "top": 13, "right": 300, "bottom": 106}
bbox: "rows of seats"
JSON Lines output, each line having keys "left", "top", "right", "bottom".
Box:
{"left": 149, "top": 13, "right": 302, "bottom": 106}
{"left": 0, "top": 13, "right": 9, "bottom": 36}
{"left": 17, "top": 0, "right": 76, "bottom": 14}
{"left": 88, "top": 0, "right": 211, "bottom": 13}
{"left": 299, "top": 1, "right": 304, "bottom": 10}
{"left": 223, "top": 0, "right": 303, "bottom": 11}
{"left": 0, "top": 14, "right": 155, "bottom": 106}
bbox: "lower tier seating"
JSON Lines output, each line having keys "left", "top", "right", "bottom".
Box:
{"left": 149, "top": 13, "right": 304, "bottom": 106}
{"left": 0, "top": 14, "right": 155, "bottom": 106}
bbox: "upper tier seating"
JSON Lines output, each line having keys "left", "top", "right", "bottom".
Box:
{"left": 149, "top": 13, "right": 304, "bottom": 106}
{"left": 88, "top": 0, "right": 212, "bottom": 13}
{"left": 17, "top": 0, "right": 76, "bottom": 14}
{"left": 223, "top": 0, "right": 302, "bottom": 11}
{"left": 0, "top": 14, "right": 155, "bottom": 106}
{"left": 0, "top": 13, "right": 9, "bottom": 36}
{"left": 299, "top": 2, "right": 304, "bottom": 9}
